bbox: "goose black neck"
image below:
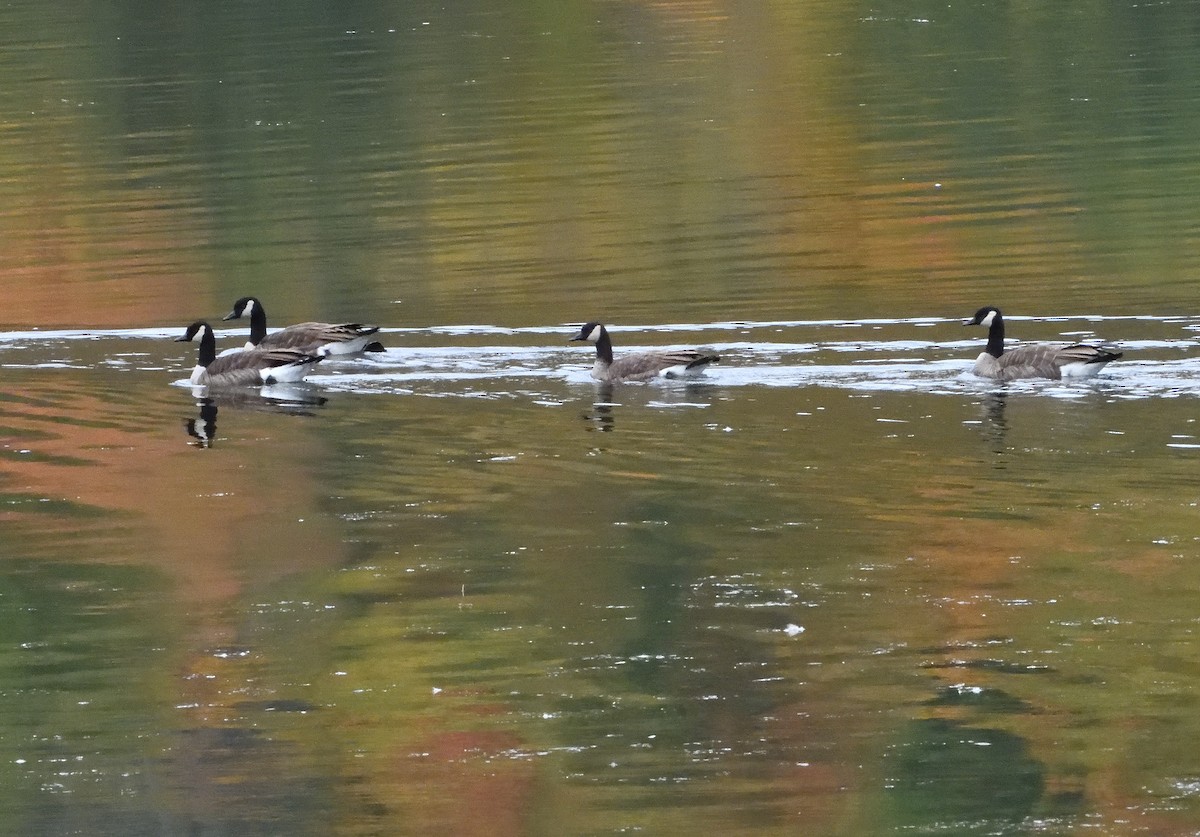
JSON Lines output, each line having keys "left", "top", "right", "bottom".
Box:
{"left": 985, "top": 312, "right": 1005, "bottom": 358}
{"left": 248, "top": 300, "right": 268, "bottom": 345}
{"left": 197, "top": 326, "right": 217, "bottom": 367}
{"left": 595, "top": 328, "right": 614, "bottom": 365}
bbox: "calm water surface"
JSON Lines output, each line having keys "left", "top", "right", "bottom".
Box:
{"left": 4, "top": 1, "right": 1200, "bottom": 835}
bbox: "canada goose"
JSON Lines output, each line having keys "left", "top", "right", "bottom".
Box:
{"left": 174, "top": 321, "right": 322, "bottom": 387}
{"left": 223, "top": 296, "right": 382, "bottom": 356}
{"left": 569, "top": 322, "right": 719, "bottom": 383}
{"left": 965, "top": 306, "right": 1122, "bottom": 381}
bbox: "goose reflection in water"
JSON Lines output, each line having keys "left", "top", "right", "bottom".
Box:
{"left": 582, "top": 385, "right": 617, "bottom": 432}
{"left": 976, "top": 392, "right": 1010, "bottom": 457}
{"left": 187, "top": 383, "right": 328, "bottom": 409}
{"left": 182, "top": 386, "right": 329, "bottom": 447}
{"left": 578, "top": 381, "right": 721, "bottom": 433}
{"left": 185, "top": 401, "right": 219, "bottom": 448}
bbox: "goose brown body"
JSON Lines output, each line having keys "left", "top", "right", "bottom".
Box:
{"left": 569, "top": 322, "right": 719, "bottom": 383}
{"left": 966, "top": 306, "right": 1122, "bottom": 381}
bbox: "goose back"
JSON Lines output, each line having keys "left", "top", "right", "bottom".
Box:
{"left": 224, "top": 296, "right": 381, "bottom": 356}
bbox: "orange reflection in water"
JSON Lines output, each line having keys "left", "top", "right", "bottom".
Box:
{"left": 0, "top": 381, "right": 343, "bottom": 615}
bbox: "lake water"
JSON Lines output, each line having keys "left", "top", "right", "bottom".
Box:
{"left": 4, "top": 1, "right": 1200, "bottom": 835}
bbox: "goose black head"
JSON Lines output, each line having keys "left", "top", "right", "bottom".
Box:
{"left": 965, "top": 306, "right": 1001, "bottom": 327}
{"left": 222, "top": 296, "right": 259, "bottom": 321}
{"left": 570, "top": 322, "right": 605, "bottom": 344}
{"left": 174, "top": 321, "right": 211, "bottom": 343}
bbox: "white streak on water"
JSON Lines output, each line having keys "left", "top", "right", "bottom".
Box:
{"left": 4, "top": 317, "right": 1200, "bottom": 401}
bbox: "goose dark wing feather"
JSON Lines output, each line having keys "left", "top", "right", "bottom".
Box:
{"left": 681, "top": 351, "right": 720, "bottom": 370}
{"left": 258, "top": 322, "right": 380, "bottom": 352}
{"left": 200, "top": 349, "right": 321, "bottom": 386}
{"left": 997, "top": 342, "right": 1122, "bottom": 381}
{"left": 606, "top": 349, "right": 720, "bottom": 381}
{"left": 206, "top": 348, "right": 317, "bottom": 375}
{"left": 1052, "top": 343, "right": 1123, "bottom": 364}
{"left": 607, "top": 353, "right": 673, "bottom": 381}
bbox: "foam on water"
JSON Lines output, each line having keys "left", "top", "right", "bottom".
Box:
{"left": 3, "top": 317, "right": 1198, "bottom": 401}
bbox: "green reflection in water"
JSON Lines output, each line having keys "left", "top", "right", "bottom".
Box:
{"left": 881, "top": 719, "right": 1054, "bottom": 833}
{"left": 0, "top": 560, "right": 175, "bottom": 833}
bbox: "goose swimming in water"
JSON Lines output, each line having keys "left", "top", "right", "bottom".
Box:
{"left": 174, "top": 321, "right": 323, "bottom": 387}
{"left": 965, "top": 306, "right": 1122, "bottom": 381}
{"left": 569, "top": 322, "right": 719, "bottom": 383}
{"left": 223, "top": 296, "right": 382, "bottom": 356}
